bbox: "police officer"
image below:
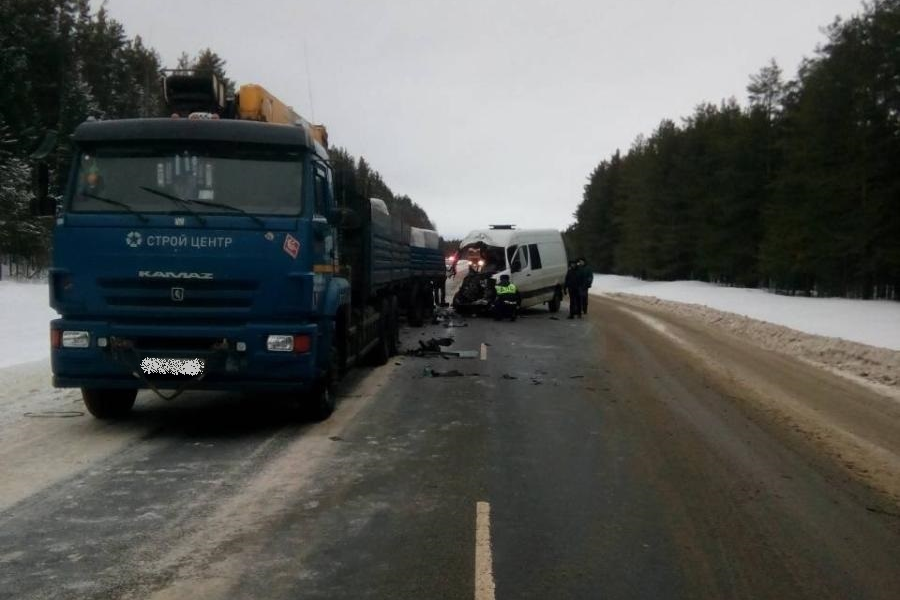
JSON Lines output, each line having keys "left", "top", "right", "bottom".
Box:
{"left": 577, "top": 258, "right": 594, "bottom": 315}
{"left": 493, "top": 274, "right": 519, "bottom": 321}
{"left": 564, "top": 261, "right": 582, "bottom": 319}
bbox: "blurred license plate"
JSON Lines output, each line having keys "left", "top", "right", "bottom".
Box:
{"left": 140, "top": 358, "right": 205, "bottom": 376}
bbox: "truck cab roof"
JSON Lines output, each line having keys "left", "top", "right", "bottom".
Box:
{"left": 73, "top": 118, "right": 328, "bottom": 159}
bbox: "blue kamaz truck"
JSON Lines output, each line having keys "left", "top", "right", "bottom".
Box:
{"left": 48, "top": 73, "right": 443, "bottom": 420}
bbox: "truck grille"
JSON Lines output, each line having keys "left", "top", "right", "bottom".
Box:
{"left": 98, "top": 277, "right": 258, "bottom": 310}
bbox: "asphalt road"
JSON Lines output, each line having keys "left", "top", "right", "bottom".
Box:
{"left": 1, "top": 297, "right": 899, "bottom": 599}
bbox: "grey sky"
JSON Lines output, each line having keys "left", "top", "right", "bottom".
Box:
{"left": 100, "top": 0, "right": 864, "bottom": 239}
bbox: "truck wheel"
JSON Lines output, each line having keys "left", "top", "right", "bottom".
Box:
{"left": 309, "top": 338, "right": 339, "bottom": 421}
{"left": 548, "top": 288, "right": 562, "bottom": 313}
{"left": 81, "top": 388, "right": 137, "bottom": 419}
{"left": 369, "top": 298, "right": 392, "bottom": 366}
{"left": 388, "top": 295, "right": 400, "bottom": 356}
{"left": 422, "top": 286, "right": 435, "bottom": 322}
{"left": 408, "top": 283, "right": 424, "bottom": 327}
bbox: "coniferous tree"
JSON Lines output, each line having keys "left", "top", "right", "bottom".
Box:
{"left": 570, "top": 0, "right": 899, "bottom": 299}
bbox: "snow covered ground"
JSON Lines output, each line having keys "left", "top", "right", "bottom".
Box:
{"left": 0, "top": 281, "right": 57, "bottom": 369}
{"left": 591, "top": 275, "right": 900, "bottom": 351}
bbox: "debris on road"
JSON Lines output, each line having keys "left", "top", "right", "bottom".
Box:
{"left": 501, "top": 374, "right": 518, "bottom": 380}
{"left": 433, "top": 369, "right": 465, "bottom": 377}
{"left": 23, "top": 411, "right": 84, "bottom": 418}
{"left": 406, "top": 337, "right": 479, "bottom": 359}
{"left": 429, "top": 307, "right": 469, "bottom": 328}
{"left": 423, "top": 367, "right": 465, "bottom": 377}
{"left": 407, "top": 337, "right": 454, "bottom": 356}
{"left": 442, "top": 349, "right": 479, "bottom": 358}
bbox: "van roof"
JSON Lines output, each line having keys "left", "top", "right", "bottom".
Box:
{"left": 460, "top": 228, "right": 561, "bottom": 248}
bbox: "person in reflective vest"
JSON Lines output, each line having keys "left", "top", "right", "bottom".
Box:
{"left": 493, "top": 274, "right": 519, "bottom": 321}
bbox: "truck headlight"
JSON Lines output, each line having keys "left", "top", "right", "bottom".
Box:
{"left": 61, "top": 331, "right": 91, "bottom": 348}
{"left": 266, "top": 334, "right": 311, "bottom": 353}
{"left": 267, "top": 335, "right": 294, "bottom": 352}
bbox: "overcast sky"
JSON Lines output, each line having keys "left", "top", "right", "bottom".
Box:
{"left": 100, "top": 0, "right": 864, "bottom": 238}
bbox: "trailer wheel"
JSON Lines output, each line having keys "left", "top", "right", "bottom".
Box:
{"left": 408, "top": 283, "right": 424, "bottom": 327}
{"left": 334, "top": 309, "right": 349, "bottom": 378}
{"left": 369, "top": 298, "right": 392, "bottom": 366}
{"left": 422, "top": 285, "right": 435, "bottom": 322}
{"left": 548, "top": 287, "right": 562, "bottom": 313}
{"left": 388, "top": 295, "right": 400, "bottom": 356}
{"left": 81, "top": 388, "right": 137, "bottom": 419}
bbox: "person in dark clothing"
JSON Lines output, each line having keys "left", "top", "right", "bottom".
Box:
{"left": 492, "top": 274, "right": 519, "bottom": 321}
{"left": 577, "top": 258, "right": 594, "bottom": 315}
{"left": 564, "top": 261, "right": 582, "bottom": 319}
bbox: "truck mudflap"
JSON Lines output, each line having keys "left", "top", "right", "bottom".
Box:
{"left": 51, "top": 319, "right": 321, "bottom": 394}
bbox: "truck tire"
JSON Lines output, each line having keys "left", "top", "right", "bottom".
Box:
{"left": 548, "top": 287, "right": 562, "bottom": 313}
{"left": 422, "top": 286, "right": 435, "bottom": 322}
{"left": 81, "top": 388, "right": 137, "bottom": 419}
{"left": 369, "top": 298, "right": 392, "bottom": 366}
{"left": 309, "top": 337, "right": 340, "bottom": 421}
{"left": 408, "top": 283, "right": 424, "bottom": 327}
{"left": 388, "top": 295, "right": 400, "bottom": 356}
{"left": 334, "top": 309, "right": 349, "bottom": 378}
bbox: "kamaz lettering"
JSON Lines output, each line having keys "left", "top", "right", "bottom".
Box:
{"left": 138, "top": 271, "right": 214, "bottom": 280}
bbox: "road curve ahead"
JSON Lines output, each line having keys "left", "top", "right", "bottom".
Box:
{"left": 1, "top": 297, "right": 899, "bottom": 599}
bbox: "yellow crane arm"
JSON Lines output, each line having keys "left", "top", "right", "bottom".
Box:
{"left": 237, "top": 83, "right": 328, "bottom": 147}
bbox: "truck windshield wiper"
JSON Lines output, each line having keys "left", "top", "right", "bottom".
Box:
{"left": 138, "top": 186, "right": 207, "bottom": 225}
{"left": 80, "top": 191, "right": 150, "bottom": 223}
{"left": 186, "top": 198, "right": 266, "bottom": 227}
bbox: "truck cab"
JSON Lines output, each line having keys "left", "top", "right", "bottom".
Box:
{"left": 50, "top": 116, "right": 346, "bottom": 418}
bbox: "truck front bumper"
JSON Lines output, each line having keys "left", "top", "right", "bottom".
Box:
{"left": 51, "top": 319, "right": 322, "bottom": 392}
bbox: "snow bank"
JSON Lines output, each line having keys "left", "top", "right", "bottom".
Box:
{"left": 591, "top": 275, "right": 900, "bottom": 351}
{"left": 0, "top": 282, "right": 56, "bottom": 369}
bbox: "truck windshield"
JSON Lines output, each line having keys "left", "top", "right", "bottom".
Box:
{"left": 68, "top": 143, "right": 304, "bottom": 216}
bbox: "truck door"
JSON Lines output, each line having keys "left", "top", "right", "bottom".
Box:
{"left": 312, "top": 164, "right": 335, "bottom": 307}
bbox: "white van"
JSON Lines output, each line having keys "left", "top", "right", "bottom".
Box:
{"left": 452, "top": 226, "right": 567, "bottom": 313}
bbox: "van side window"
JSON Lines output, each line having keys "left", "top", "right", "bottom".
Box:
{"left": 528, "top": 244, "right": 542, "bottom": 269}
{"left": 314, "top": 166, "right": 327, "bottom": 216}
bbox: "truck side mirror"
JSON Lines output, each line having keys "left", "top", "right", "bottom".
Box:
{"left": 31, "top": 162, "right": 55, "bottom": 216}
{"left": 328, "top": 206, "right": 360, "bottom": 230}
{"left": 29, "top": 130, "right": 57, "bottom": 216}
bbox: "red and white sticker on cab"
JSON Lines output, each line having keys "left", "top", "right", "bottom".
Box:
{"left": 283, "top": 234, "right": 300, "bottom": 259}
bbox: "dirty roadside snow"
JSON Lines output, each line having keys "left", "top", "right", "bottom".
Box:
{"left": 0, "top": 281, "right": 56, "bottom": 368}
{"left": 591, "top": 275, "right": 900, "bottom": 394}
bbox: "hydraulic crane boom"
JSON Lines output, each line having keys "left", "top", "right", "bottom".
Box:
{"left": 237, "top": 83, "right": 328, "bottom": 148}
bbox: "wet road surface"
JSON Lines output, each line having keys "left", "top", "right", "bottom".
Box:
{"left": 1, "top": 297, "right": 899, "bottom": 599}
